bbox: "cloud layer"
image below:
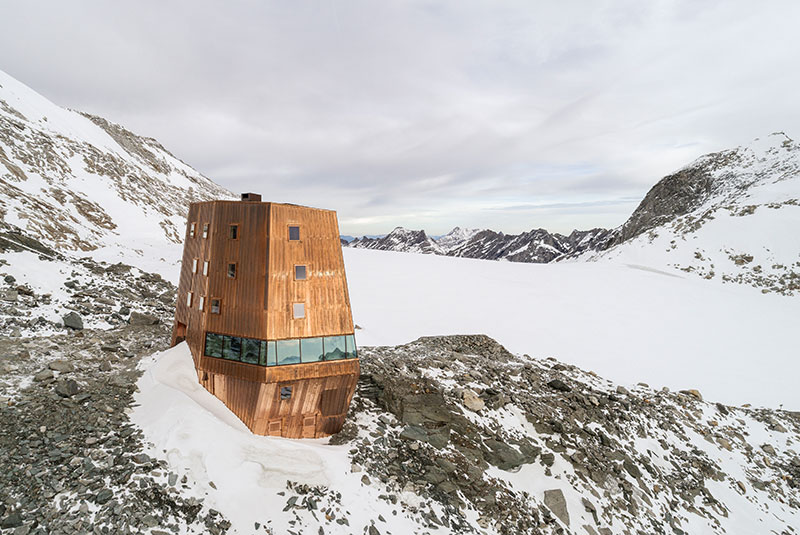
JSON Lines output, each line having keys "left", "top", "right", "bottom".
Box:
{"left": 2, "top": 0, "right": 798, "bottom": 234}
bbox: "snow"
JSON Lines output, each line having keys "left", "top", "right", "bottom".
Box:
{"left": 343, "top": 248, "right": 800, "bottom": 409}
{"left": 132, "top": 343, "right": 463, "bottom": 535}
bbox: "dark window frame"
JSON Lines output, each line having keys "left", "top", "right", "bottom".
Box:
{"left": 280, "top": 386, "right": 293, "bottom": 400}
{"left": 210, "top": 298, "right": 221, "bottom": 314}
{"left": 288, "top": 225, "right": 301, "bottom": 241}
{"left": 229, "top": 224, "right": 239, "bottom": 240}
{"left": 227, "top": 262, "right": 237, "bottom": 279}
{"left": 294, "top": 265, "right": 307, "bottom": 281}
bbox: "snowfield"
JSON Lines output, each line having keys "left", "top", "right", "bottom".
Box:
{"left": 342, "top": 248, "right": 800, "bottom": 410}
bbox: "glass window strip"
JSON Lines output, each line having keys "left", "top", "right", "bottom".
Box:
{"left": 202, "top": 332, "right": 357, "bottom": 366}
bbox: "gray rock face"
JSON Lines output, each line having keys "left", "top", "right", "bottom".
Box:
{"left": 129, "top": 311, "right": 159, "bottom": 326}
{"left": 62, "top": 312, "right": 83, "bottom": 330}
{"left": 543, "top": 489, "right": 570, "bottom": 526}
{"left": 33, "top": 369, "right": 53, "bottom": 382}
{"left": 48, "top": 360, "right": 74, "bottom": 373}
{"left": 54, "top": 379, "right": 80, "bottom": 398}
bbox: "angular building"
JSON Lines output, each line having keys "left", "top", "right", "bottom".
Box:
{"left": 171, "top": 193, "right": 359, "bottom": 438}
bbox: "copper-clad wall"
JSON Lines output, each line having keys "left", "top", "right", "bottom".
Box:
{"left": 171, "top": 200, "right": 359, "bottom": 439}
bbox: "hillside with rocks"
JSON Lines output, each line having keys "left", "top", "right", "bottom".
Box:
{"left": 0, "top": 68, "right": 232, "bottom": 279}
{"left": 4, "top": 330, "right": 796, "bottom": 534}
{"left": 576, "top": 133, "right": 800, "bottom": 295}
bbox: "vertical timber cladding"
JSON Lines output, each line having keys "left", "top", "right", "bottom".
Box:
{"left": 171, "top": 198, "right": 359, "bottom": 439}
{"left": 266, "top": 203, "right": 354, "bottom": 339}
{"left": 172, "top": 202, "right": 215, "bottom": 367}
{"left": 203, "top": 201, "right": 270, "bottom": 340}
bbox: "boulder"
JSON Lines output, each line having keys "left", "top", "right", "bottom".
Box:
{"left": 33, "top": 369, "right": 53, "bottom": 382}
{"left": 544, "top": 489, "right": 570, "bottom": 526}
{"left": 62, "top": 312, "right": 83, "bottom": 330}
{"left": 547, "top": 379, "right": 571, "bottom": 392}
{"left": 54, "top": 379, "right": 80, "bottom": 398}
{"left": 680, "top": 389, "right": 703, "bottom": 401}
{"left": 129, "top": 311, "right": 159, "bottom": 326}
{"left": 49, "top": 360, "right": 74, "bottom": 373}
{"left": 462, "top": 389, "right": 485, "bottom": 412}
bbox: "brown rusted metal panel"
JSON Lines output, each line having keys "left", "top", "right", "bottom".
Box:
{"left": 171, "top": 198, "right": 359, "bottom": 438}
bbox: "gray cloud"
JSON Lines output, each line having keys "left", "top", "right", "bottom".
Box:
{"left": 1, "top": 0, "right": 797, "bottom": 235}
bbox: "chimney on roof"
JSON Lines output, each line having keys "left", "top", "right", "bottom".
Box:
{"left": 240, "top": 192, "right": 262, "bottom": 202}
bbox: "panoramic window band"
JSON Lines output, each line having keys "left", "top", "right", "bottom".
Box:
{"left": 204, "top": 332, "right": 357, "bottom": 366}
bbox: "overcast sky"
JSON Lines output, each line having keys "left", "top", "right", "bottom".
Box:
{"left": 1, "top": 1, "right": 798, "bottom": 235}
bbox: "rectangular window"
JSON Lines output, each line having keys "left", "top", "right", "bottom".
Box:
{"left": 204, "top": 332, "right": 223, "bottom": 358}
{"left": 294, "top": 265, "right": 307, "bottom": 280}
{"left": 292, "top": 303, "right": 305, "bottom": 319}
{"left": 189, "top": 222, "right": 196, "bottom": 238}
{"left": 229, "top": 225, "right": 238, "bottom": 239}
{"left": 241, "top": 338, "right": 260, "bottom": 365}
{"left": 227, "top": 263, "right": 236, "bottom": 279}
{"left": 265, "top": 341, "right": 277, "bottom": 366}
{"left": 198, "top": 296, "right": 205, "bottom": 311}
{"left": 323, "top": 335, "right": 346, "bottom": 361}
{"left": 203, "top": 260, "right": 209, "bottom": 276}
{"left": 276, "top": 339, "right": 301, "bottom": 365}
{"left": 186, "top": 292, "right": 193, "bottom": 307}
{"left": 210, "top": 298, "right": 221, "bottom": 314}
{"left": 344, "top": 334, "right": 357, "bottom": 359}
{"left": 223, "top": 335, "right": 242, "bottom": 361}
{"left": 192, "top": 258, "right": 198, "bottom": 274}
{"left": 288, "top": 225, "right": 300, "bottom": 241}
{"left": 300, "top": 337, "right": 324, "bottom": 363}
{"left": 202, "top": 223, "right": 209, "bottom": 239}
{"left": 280, "top": 386, "right": 293, "bottom": 400}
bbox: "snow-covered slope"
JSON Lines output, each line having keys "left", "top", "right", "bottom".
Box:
{"left": 0, "top": 69, "right": 232, "bottom": 279}
{"left": 577, "top": 133, "right": 800, "bottom": 295}
{"left": 343, "top": 248, "right": 800, "bottom": 410}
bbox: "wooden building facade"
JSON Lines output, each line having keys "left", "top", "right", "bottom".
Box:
{"left": 171, "top": 194, "right": 359, "bottom": 438}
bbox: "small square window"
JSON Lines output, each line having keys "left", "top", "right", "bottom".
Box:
{"left": 227, "top": 263, "right": 236, "bottom": 279}
{"left": 292, "top": 303, "right": 305, "bottom": 319}
{"left": 203, "top": 260, "right": 209, "bottom": 276}
{"left": 186, "top": 292, "right": 193, "bottom": 307}
{"left": 189, "top": 222, "right": 196, "bottom": 238}
{"left": 229, "top": 225, "right": 238, "bottom": 239}
{"left": 202, "top": 223, "right": 209, "bottom": 239}
{"left": 288, "top": 226, "right": 300, "bottom": 241}
{"left": 294, "top": 265, "right": 307, "bottom": 280}
{"left": 198, "top": 295, "right": 205, "bottom": 311}
{"left": 192, "top": 258, "right": 198, "bottom": 274}
{"left": 280, "top": 386, "right": 293, "bottom": 400}
{"left": 210, "top": 298, "right": 221, "bottom": 314}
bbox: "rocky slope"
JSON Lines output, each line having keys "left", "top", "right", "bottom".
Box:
{"left": 6, "top": 330, "right": 795, "bottom": 534}
{"left": 577, "top": 132, "right": 800, "bottom": 295}
{"left": 0, "top": 69, "right": 232, "bottom": 279}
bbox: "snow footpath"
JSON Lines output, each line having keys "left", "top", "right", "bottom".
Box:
{"left": 343, "top": 248, "right": 800, "bottom": 410}
{"left": 132, "top": 343, "right": 440, "bottom": 534}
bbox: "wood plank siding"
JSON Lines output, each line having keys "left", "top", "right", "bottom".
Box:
{"left": 171, "top": 198, "right": 358, "bottom": 439}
